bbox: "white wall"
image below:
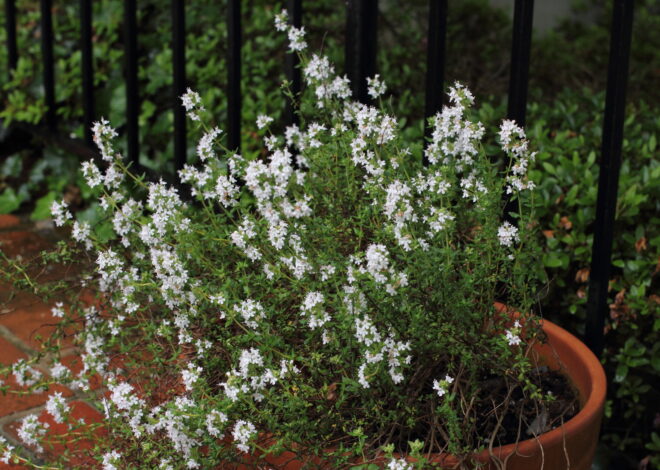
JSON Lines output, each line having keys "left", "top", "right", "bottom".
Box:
{"left": 489, "top": 0, "right": 597, "bottom": 34}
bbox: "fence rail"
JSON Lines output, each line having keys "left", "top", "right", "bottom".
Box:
{"left": 2, "top": 0, "right": 635, "bottom": 359}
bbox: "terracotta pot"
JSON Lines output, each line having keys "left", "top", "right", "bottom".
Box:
{"left": 230, "top": 315, "right": 606, "bottom": 470}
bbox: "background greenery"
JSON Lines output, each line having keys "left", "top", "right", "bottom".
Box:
{"left": 0, "top": 0, "right": 658, "bottom": 467}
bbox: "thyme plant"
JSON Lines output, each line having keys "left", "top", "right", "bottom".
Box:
{"left": 1, "top": 10, "right": 554, "bottom": 469}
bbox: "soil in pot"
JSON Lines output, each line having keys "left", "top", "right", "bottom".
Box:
{"left": 360, "top": 366, "right": 580, "bottom": 457}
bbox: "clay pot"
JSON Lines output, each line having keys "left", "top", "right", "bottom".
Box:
{"left": 231, "top": 315, "right": 606, "bottom": 470}
{"left": 420, "top": 315, "right": 607, "bottom": 470}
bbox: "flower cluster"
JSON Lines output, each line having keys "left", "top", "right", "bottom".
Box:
{"left": 2, "top": 11, "right": 549, "bottom": 469}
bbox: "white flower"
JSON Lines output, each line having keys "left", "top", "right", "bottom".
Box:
{"left": 103, "top": 163, "right": 124, "bottom": 190}
{"left": 448, "top": 82, "right": 474, "bottom": 106}
{"left": 354, "top": 316, "right": 381, "bottom": 347}
{"left": 102, "top": 450, "right": 121, "bottom": 470}
{"left": 181, "top": 362, "right": 203, "bottom": 392}
{"left": 50, "top": 200, "right": 71, "bottom": 227}
{"left": 388, "top": 458, "right": 413, "bottom": 470}
{"left": 256, "top": 114, "right": 274, "bottom": 129}
{"left": 238, "top": 348, "right": 264, "bottom": 379}
{"left": 50, "top": 362, "right": 70, "bottom": 381}
{"left": 196, "top": 127, "right": 222, "bottom": 161}
{"left": 506, "top": 330, "right": 522, "bottom": 346}
{"left": 274, "top": 9, "right": 289, "bottom": 32}
{"left": 205, "top": 410, "right": 228, "bottom": 438}
{"left": 358, "top": 363, "right": 370, "bottom": 389}
{"left": 365, "top": 244, "right": 390, "bottom": 284}
{"left": 235, "top": 299, "right": 266, "bottom": 329}
{"left": 92, "top": 118, "right": 118, "bottom": 161}
{"left": 367, "top": 74, "right": 387, "bottom": 99}
{"left": 432, "top": 374, "right": 454, "bottom": 398}
{"left": 1, "top": 435, "right": 15, "bottom": 464}
{"left": 499, "top": 119, "right": 526, "bottom": 153}
{"left": 81, "top": 160, "right": 103, "bottom": 188}
{"left": 498, "top": 221, "right": 519, "bottom": 247}
{"left": 287, "top": 26, "right": 307, "bottom": 52}
{"left": 263, "top": 263, "right": 275, "bottom": 280}
{"left": 72, "top": 221, "right": 92, "bottom": 249}
{"left": 268, "top": 220, "right": 288, "bottom": 250}
{"left": 45, "top": 392, "right": 68, "bottom": 423}
{"left": 232, "top": 420, "right": 256, "bottom": 453}
{"left": 319, "top": 264, "right": 336, "bottom": 281}
{"left": 12, "top": 359, "right": 42, "bottom": 387}
{"left": 109, "top": 381, "right": 144, "bottom": 412}
{"left": 17, "top": 415, "right": 48, "bottom": 453}
{"left": 506, "top": 321, "right": 523, "bottom": 346}
{"left": 300, "top": 291, "right": 330, "bottom": 329}
{"left": 51, "top": 301, "right": 65, "bottom": 318}
{"left": 180, "top": 88, "right": 205, "bottom": 121}
{"left": 304, "top": 54, "right": 333, "bottom": 83}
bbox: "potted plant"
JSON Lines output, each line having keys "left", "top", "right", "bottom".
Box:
{"left": 0, "top": 10, "right": 605, "bottom": 469}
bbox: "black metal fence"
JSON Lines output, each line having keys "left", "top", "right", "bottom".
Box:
{"left": 2, "top": 0, "right": 635, "bottom": 359}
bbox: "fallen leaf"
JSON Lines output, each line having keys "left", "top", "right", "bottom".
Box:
{"left": 635, "top": 237, "right": 648, "bottom": 252}
{"left": 559, "top": 216, "right": 572, "bottom": 230}
{"left": 542, "top": 230, "right": 554, "bottom": 239}
{"left": 614, "top": 289, "right": 626, "bottom": 305}
{"left": 575, "top": 268, "right": 590, "bottom": 283}
{"left": 326, "top": 382, "right": 338, "bottom": 401}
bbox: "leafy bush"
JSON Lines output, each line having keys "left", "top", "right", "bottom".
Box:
{"left": 526, "top": 89, "right": 660, "bottom": 465}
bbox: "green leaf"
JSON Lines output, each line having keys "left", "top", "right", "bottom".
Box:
{"left": 614, "top": 364, "right": 628, "bottom": 382}
{"left": 30, "top": 191, "right": 57, "bottom": 221}
{"left": 565, "top": 185, "right": 579, "bottom": 205}
{"left": 649, "top": 134, "right": 657, "bottom": 152}
{"left": 94, "top": 221, "right": 115, "bottom": 243}
{"left": 586, "top": 151, "right": 596, "bottom": 166}
{"left": 0, "top": 188, "right": 22, "bottom": 214}
{"left": 541, "top": 162, "right": 556, "bottom": 175}
{"left": 543, "top": 253, "right": 563, "bottom": 268}
{"left": 651, "top": 355, "right": 660, "bottom": 372}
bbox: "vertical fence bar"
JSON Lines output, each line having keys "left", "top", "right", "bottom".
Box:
{"left": 345, "top": 0, "right": 378, "bottom": 104}
{"left": 585, "top": 0, "right": 634, "bottom": 358}
{"left": 172, "top": 0, "right": 186, "bottom": 176}
{"left": 40, "top": 0, "right": 56, "bottom": 130}
{"left": 423, "top": 0, "right": 448, "bottom": 166}
{"left": 80, "top": 0, "right": 94, "bottom": 146}
{"left": 506, "top": 0, "right": 534, "bottom": 128}
{"left": 227, "top": 0, "right": 241, "bottom": 152}
{"left": 504, "top": 0, "right": 534, "bottom": 223}
{"left": 284, "top": 0, "right": 302, "bottom": 128}
{"left": 124, "top": 0, "right": 139, "bottom": 167}
{"left": 5, "top": 0, "right": 18, "bottom": 76}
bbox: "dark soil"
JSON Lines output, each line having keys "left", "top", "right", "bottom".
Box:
{"left": 474, "top": 366, "right": 580, "bottom": 448}
{"left": 364, "top": 366, "right": 580, "bottom": 456}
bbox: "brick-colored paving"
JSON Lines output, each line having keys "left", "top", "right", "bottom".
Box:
{"left": 0, "top": 214, "right": 104, "bottom": 468}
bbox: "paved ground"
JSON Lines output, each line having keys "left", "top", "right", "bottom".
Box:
{"left": 0, "top": 214, "right": 103, "bottom": 469}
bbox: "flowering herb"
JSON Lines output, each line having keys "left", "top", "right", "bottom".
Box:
{"left": 0, "top": 10, "right": 558, "bottom": 469}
